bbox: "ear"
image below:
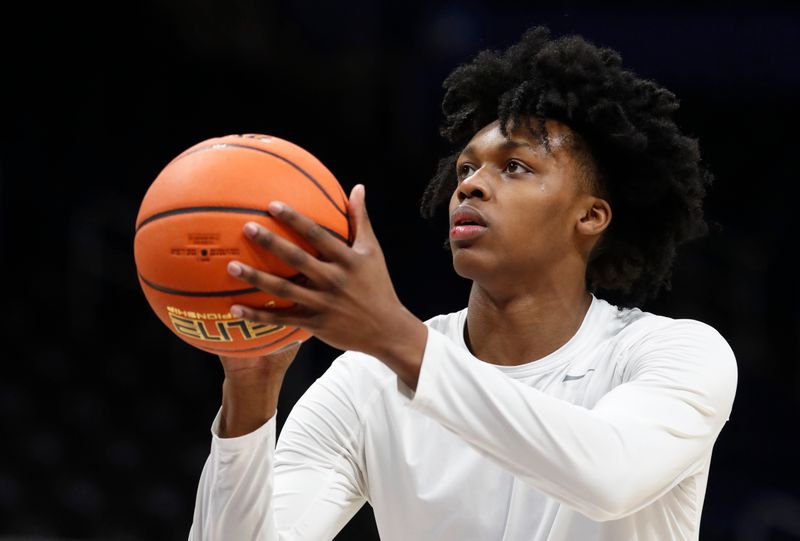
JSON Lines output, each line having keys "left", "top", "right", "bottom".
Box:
{"left": 576, "top": 196, "right": 612, "bottom": 237}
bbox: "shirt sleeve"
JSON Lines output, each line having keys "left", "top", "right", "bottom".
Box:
{"left": 408, "top": 318, "right": 738, "bottom": 522}
{"left": 188, "top": 356, "right": 368, "bottom": 541}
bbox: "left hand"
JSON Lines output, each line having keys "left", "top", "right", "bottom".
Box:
{"left": 226, "top": 184, "right": 426, "bottom": 365}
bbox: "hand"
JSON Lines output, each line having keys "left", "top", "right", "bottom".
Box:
{"left": 225, "top": 184, "right": 428, "bottom": 386}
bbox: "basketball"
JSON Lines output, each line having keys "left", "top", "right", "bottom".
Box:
{"left": 134, "top": 134, "right": 351, "bottom": 358}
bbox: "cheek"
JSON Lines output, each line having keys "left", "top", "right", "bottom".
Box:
{"left": 448, "top": 187, "right": 461, "bottom": 210}
{"left": 511, "top": 197, "right": 553, "bottom": 227}
{"left": 504, "top": 196, "right": 571, "bottom": 245}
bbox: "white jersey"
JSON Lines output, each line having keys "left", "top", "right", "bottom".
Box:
{"left": 189, "top": 294, "right": 737, "bottom": 540}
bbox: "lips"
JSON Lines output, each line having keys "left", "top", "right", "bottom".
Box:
{"left": 450, "top": 205, "right": 488, "bottom": 228}
{"left": 450, "top": 205, "right": 488, "bottom": 242}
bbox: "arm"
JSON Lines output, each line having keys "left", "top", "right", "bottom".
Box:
{"left": 189, "top": 350, "right": 367, "bottom": 540}
{"left": 218, "top": 187, "right": 735, "bottom": 521}
{"left": 189, "top": 185, "right": 404, "bottom": 540}
{"left": 408, "top": 319, "right": 737, "bottom": 521}
{"left": 272, "top": 356, "right": 372, "bottom": 539}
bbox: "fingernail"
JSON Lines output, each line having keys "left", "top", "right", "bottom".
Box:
{"left": 244, "top": 222, "right": 259, "bottom": 237}
{"left": 230, "top": 305, "right": 244, "bottom": 317}
{"left": 269, "top": 201, "right": 285, "bottom": 214}
{"left": 227, "top": 261, "right": 243, "bottom": 276}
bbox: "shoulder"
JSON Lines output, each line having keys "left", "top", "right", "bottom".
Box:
{"left": 616, "top": 306, "right": 736, "bottom": 370}
{"left": 602, "top": 302, "right": 738, "bottom": 414}
{"left": 594, "top": 296, "right": 735, "bottom": 364}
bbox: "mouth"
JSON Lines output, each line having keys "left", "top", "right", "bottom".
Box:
{"left": 449, "top": 206, "right": 489, "bottom": 242}
{"left": 450, "top": 206, "right": 487, "bottom": 226}
{"left": 450, "top": 223, "right": 488, "bottom": 242}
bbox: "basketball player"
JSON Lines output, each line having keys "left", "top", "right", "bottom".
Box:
{"left": 189, "top": 27, "right": 737, "bottom": 540}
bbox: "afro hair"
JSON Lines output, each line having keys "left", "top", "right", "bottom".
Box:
{"left": 420, "top": 26, "right": 713, "bottom": 308}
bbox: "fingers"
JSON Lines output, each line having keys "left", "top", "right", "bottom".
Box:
{"left": 347, "top": 184, "right": 377, "bottom": 251}
{"left": 347, "top": 184, "right": 364, "bottom": 241}
{"left": 227, "top": 261, "right": 319, "bottom": 306}
{"left": 226, "top": 262, "right": 320, "bottom": 330}
{"left": 229, "top": 302, "right": 311, "bottom": 329}
{"left": 268, "top": 201, "right": 350, "bottom": 263}
{"left": 227, "top": 192, "right": 370, "bottom": 326}
{"left": 240, "top": 221, "right": 340, "bottom": 286}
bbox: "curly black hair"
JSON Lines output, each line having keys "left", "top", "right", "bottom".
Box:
{"left": 420, "top": 26, "right": 713, "bottom": 308}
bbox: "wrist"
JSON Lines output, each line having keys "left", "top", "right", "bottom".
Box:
{"left": 223, "top": 363, "right": 288, "bottom": 386}
{"left": 372, "top": 308, "right": 428, "bottom": 390}
{"left": 219, "top": 371, "right": 285, "bottom": 438}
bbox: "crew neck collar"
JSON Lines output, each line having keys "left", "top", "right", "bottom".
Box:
{"left": 456, "top": 293, "right": 601, "bottom": 377}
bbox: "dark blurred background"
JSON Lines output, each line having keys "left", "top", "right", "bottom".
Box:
{"left": 2, "top": 0, "right": 799, "bottom": 539}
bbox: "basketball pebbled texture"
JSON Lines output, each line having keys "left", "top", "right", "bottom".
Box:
{"left": 134, "top": 134, "right": 351, "bottom": 357}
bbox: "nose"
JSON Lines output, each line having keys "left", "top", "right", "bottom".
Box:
{"left": 456, "top": 168, "right": 491, "bottom": 203}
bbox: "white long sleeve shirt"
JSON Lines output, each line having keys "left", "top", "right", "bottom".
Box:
{"left": 190, "top": 294, "right": 737, "bottom": 540}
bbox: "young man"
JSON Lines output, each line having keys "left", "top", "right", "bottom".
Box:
{"left": 189, "top": 27, "right": 737, "bottom": 540}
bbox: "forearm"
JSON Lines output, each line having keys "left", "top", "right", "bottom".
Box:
{"left": 409, "top": 347, "right": 642, "bottom": 519}
{"left": 191, "top": 353, "right": 370, "bottom": 541}
{"left": 219, "top": 369, "right": 286, "bottom": 438}
{"left": 370, "top": 307, "right": 428, "bottom": 390}
{"left": 191, "top": 412, "right": 279, "bottom": 540}
{"left": 408, "top": 326, "right": 735, "bottom": 520}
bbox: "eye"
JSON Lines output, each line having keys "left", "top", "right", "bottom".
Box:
{"left": 457, "top": 163, "right": 475, "bottom": 180}
{"left": 505, "top": 160, "right": 531, "bottom": 174}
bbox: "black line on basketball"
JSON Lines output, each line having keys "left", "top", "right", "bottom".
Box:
{"left": 140, "top": 272, "right": 309, "bottom": 297}
{"left": 140, "top": 275, "right": 261, "bottom": 297}
{"left": 320, "top": 225, "right": 348, "bottom": 244}
{"left": 172, "top": 142, "right": 348, "bottom": 219}
{"left": 136, "top": 206, "right": 349, "bottom": 244}
{"left": 137, "top": 206, "right": 272, "bottom": 231}
{"left": 200, "top": 328, "right": 304, "bottom": 353}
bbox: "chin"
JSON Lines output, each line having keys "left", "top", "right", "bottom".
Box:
{"left": 451, "top": 251, "right": 490, "bottom": 282}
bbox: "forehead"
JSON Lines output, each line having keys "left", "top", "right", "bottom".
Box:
{"left": 461, "top": 118, "right": 575, "bottom": 158}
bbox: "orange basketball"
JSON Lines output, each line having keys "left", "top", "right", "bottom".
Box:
{"left": 134, "top": 134, "right": 351, "bottom": 358}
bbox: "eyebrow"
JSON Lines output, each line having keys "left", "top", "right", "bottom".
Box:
{"left": 459, "top": 139, "right": 540, "bottom": 158}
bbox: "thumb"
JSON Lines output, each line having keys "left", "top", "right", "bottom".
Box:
{"left": 348, "top": 184, "right": 376, "bottom": 247}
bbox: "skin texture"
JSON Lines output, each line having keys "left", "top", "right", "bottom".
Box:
{"left": 451, "top": 119, "right": 611, "bottom": 365}
{"left": 216, "top": 117, "right": 612, "bottom": 437}
{"left": 218, "top": 347, "right": 297, "bottom": 438}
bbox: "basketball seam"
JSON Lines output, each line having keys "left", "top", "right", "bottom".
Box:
{"left": 135, "top": 206, "right": 348, "bottom": 244}
{"left": 170, "top": 142, "right": 348, "bottom": 219}
{"left": 139, "top": 272, "right": 310, "bottom": 297}
{"left": 136, "top": 206, "right": 271, "bottom": 231}
{"left": 139, "top": 275, "right": 261, "bottom": 297}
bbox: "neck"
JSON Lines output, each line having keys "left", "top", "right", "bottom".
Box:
{"left": 464, "top": 280, "right": 593, "bottom": 366}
